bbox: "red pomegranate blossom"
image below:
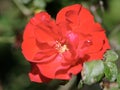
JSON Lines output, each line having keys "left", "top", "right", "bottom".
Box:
{"left": 22, "top": 4, "right": 110, "bottom": 83}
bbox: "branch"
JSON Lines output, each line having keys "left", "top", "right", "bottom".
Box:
{"left": 57, "top": 75, "right": 77, "bottom": 90}
{"left": 12, "top": 0, "right": 32, "bottom": 16}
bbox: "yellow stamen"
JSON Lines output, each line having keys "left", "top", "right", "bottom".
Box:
{"left": 55, "top": 41, "right": 69, "bottom": 53}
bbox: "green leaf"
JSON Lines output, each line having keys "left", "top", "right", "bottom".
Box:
{"left": 117, "top": 73, "right": 120, "bottom": 87}
{"left": 104, "top": 50, "right": 118, "bottom": 62}
{"left": 104, "top": 62, "right": 118, "bottom": 82}
{"left": 81, "top": 60, "right": 104, "bottom": 85}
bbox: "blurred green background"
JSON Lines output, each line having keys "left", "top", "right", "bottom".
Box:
{"left": 0, "top": 0, "right": 120, "bottom": 90}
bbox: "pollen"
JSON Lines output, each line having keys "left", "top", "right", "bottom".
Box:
{"left": 55, "top": 41, "right": 69, "bottom": 53}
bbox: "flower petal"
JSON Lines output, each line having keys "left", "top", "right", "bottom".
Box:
{"left": 68, "top": 63, "right": 82, "bottom": 75}
{"left": 31, "top": 12, "right": 59, "bottom": 43}
{"left": 88, "top": 37, "right": 110, "bottom": 60}
{"left": 56, "top": 4, "right": 82, "bottom": 34}
{"left": 85, "top": 32, "right": 107, "bottom": 53}
{"left": 56, "top": 4, "right": 103, "bottom": 34}
{"left": 56, "top": 4, "right": 82, "bottom": 24}
{"left": 29, "top": 63, "right": 51, "bottom": 83}
{"left": 22, "top": 22, "right": 40, "bottom": 61}
{"left": 22, "top": 12, "right": 59, "bottom": 62}
{"left": 36, "top": 54, "right": 71, "bottom": 79}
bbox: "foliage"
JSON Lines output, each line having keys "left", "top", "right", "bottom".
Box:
{"left": 82, "top": 60, "right": 104, "bottom": 85}
{"left": 80, "top": 50, "right": 119, "bottom": 90}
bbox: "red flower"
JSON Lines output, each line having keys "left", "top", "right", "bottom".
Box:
{"left": 22, "top": 4, "right": 110, "bottom": 83}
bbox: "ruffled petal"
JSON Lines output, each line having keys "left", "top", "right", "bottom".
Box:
{"left": 29, "top": 63, "right": 51, "bottom": 83}
{"left": 56, "top": 4, "right": 104, "bottom": 34}
{"left": 78, "top": 22, "right": 104, "bottom": 34}
{"left": 22, "top": 12, "right": 59, "bottom": 62}
{"left": 56, "top": 4, "right": 82, "bottom": 36}
{"left": 36, "top": 54, "right": 71, "bottom": 79}
{"left": 68, "top": 63, "right": 82, "bottom": 75}
{"left": 88, "top": 36, "right": 110, "bottom": 61}
{"left": 31, "top": 12, "right": 59, "bottom": 43}
{"left": 56, "top": 4, "right": 82, "bottom": 24}
{"left": 55, "top": 62, "right": 83, "bottom": 79}
{"left": 22, "top": 22, "right": 40, "bottom": 61}
{"left": 85, "top": 32, "right": 107, "bottom": 53}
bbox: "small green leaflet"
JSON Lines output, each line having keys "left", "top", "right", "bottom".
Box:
{"left": 104, "top": 62, "right": 118, "bottom": 82}
{"left": 81, "top": 60, "right": 104, "bottom": 85}
{"left": 104, "top": 50, "right": 118, "bottom": 62}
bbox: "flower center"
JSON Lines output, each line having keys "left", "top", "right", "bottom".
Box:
{"left": 55, "top": 41, "right": 69, "bottom": 53}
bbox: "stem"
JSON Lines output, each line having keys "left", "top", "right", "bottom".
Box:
{"left": 77, "top": 80, "right": 83, "bottom": 90}
{"left": 90, "top": 5, "right": 102, "bottom": 23}
{"left": 99, "top": 0, "right": 105, "bottom": 13}
{"left": 12, "top": 0, "right": 32, "bottom": 16}
{"left": 57, "top": 75, "right": 77, "bottom": 90}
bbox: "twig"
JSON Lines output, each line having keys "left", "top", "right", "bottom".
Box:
{"left": 90, "top": 5, "right": 102, "bottom": 23}
{"left": 99, "top": 0, "right": 105, "bottom": 13}
{"left": 57, "top": 75, "right": 77, "bottom": 90}
{"left": 12, "top": 0, "right": 32, "bottom": 16}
